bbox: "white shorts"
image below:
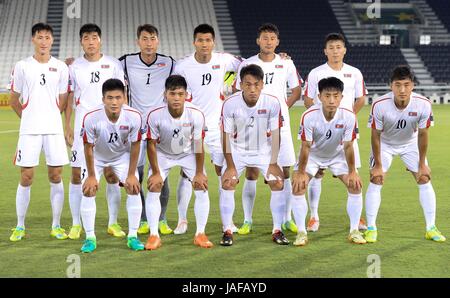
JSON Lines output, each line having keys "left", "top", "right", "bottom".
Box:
{"left": 148, "top": 152, "right": 205, "bottom": 181}
{"left": 137, "top": 139, "right": 147, "bottom": 168}
{"left": 14, "top": 134, "right": 69, "bottom": 167}
{"left": 222, "top": 154, "right": 281, "bottom": 182}
{"left": 204, "top": 129, "right": 224, "bottom": 167}
{"left": 369, "top": 141, "right": 426, "bottom": 173}
{"left": 277, "top": 128, "right": 296, "bottom": 167}
{"left": 70, "top": 131, "right": 85, "bottom": 168}
{"left": 353, "top": 139, "right": 361, "bottom": 169}
{"left": 81, "top": 154, "right": 138, "bottom": 184}
{"left": 294, "top": 151, "right": 349, "bottom": 177}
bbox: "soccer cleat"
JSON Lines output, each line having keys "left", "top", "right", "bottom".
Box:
{"left": 145, "top": 235, "right": 162, "bottom": 250}
{"left": 127, "top": 236, "right": 145, "bottom": 251}
{"left": 348, "top": 230, "right": 367, "bottom": 244}
{"left": 194, "top": 233, "right": 214, "bottom": 248}
{"left": 358, "top": 218, "right": 368, "bottom": 231}
{"left": 174, "top": 220, "right": 188, "bottom": 235}
{"left": 9, "top": 227, "right": 25, "bottom": 242}
{"left": 282, "top": 219, "right": 298, "bottom": 233}
{"left": 272, "top": 230, "right": 290, "bottom": 245}
{"left": 293, "top": 231, "right": 308, "bottom": 246}
{"left": 220, "top": 230, "right": 233, "bottom": 246}
{"left": 231, "top": 223, "right": 239, "bottom": 233}
{"left": 425, "top": 226, "right": 446, "bottom": 242}
{"left": 68, "top": 225, "right": 82, "bottom": 240}
{"left": 137, "top": 221, "right": 149, "bottom": 235}
{"left": 158, "top": 220, "right": 173, "bottom": 235}
{"left": 364, "top": 227, "right": 378, "bottom": 243}
{"left": 108, "top": 223, "right": 126, "bottom": 238}
{"left": 237, "top": 221, "right": 253, "bottom": 235}
{"left": 81, "top": 237, "right": 97, "bottom": 253}
{"left": 307, "top": 217, "right": 320, "bottom": 232}
{"left": 50, "top": 226, "right": 69, "bottom": 240}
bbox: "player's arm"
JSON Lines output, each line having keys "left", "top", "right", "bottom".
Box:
{"left": 353, "top": 96, "right": 366, "bottom": 114}
{"left": 58, "top": 92, "right": 68, "bottom": 113}
{"left": 286, "top": 86, "right": 301, "bottom": 108}
{"left": 192, "top": 138, "right": 208, "bottom": 191}
{"left": 9, "top": 91, "right": 22, "bottom": 118}
{"left": 343, "top": 140, "right": 362, "bottom": 191}
{"left": 370, "top": 127, "right": 384, "bottom": 183}
{"left": 417, "top": 127, "right": 431, "bottom": 181}
{"left": 292, "top": 140, "right": 311, "bottom": 194}
{"left": 124, "top": 140, "right": 140, "bottom": 194}
{"left": 222, "top": 130, "right": 238, "bottom": 189}
{"left": 83, "top": 142, "right": 98, "bottom": 197}
{"left": 146, "top": 139, "right": 163, "bottom": 191}
{"left": 64, "top": 92, "right": 74, "bottom": 147}
{"left": 303, "top": 95, "right": 315, "bottom": 109}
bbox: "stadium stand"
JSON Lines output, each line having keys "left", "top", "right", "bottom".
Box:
{"left": 426, "top": 0, "right": 450, "bottom": 33}
{"left": 416, "top": 44, "right": 450, "bottom": 84}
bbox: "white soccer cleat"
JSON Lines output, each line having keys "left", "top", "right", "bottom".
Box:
{"left": 174, "top": 220, "right": 188, "bottom": 235}
{"left": 222, "top": 223, "right": 239, "bottom": 233}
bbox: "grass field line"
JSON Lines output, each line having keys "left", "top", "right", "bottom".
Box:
{"left": 0, "top": 129, "right": 18, "bottom": 134}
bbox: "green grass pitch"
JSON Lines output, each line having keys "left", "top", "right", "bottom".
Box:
{"left": 0, "top": 105, "right": 449, "bottom": 278}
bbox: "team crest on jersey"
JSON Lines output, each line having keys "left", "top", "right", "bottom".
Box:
{"left": 344, "top": 74, "right": 352, "bottom": 78}
{"left": 119, "top": 125, "right": 129, "bottom": 130}
{"left": 408, "top": 111, "right": 418, "bottom": 116}
{"left": 49, "top": 67, "right": 57, "bottom": 72}
{"left": 182, "top": 123, "right": 192, "bottom": 127}
{"left": 335, "top": 124, "right": 344, "bottom": 129}
{"left": 157, "top": 63, "right": 166, "bottom": 67}
{"left": 212, "top": 65, "right": 220, "bottom": 70}
{"left": 275, "top": 65, "right": 283, "bottom": 69}
{"left": 101, "top": 64, "right": 110, "bottom": 69}
{"left": 258, "top": 109, "right": 267, "bottom": 114}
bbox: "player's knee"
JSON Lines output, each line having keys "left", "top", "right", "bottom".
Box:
{"left": 283, "top": 167, "right": 290, "bottom": 179}
{"left": 48, "top": 172, "right": 62, "bottom": 183}
{"left": 71, "top": 171, "right": 82, "bottom": 184}
{"left": 269, "top": 180, "right": 284, "bottom": 191}
{"left": 20, "top": 172, "right": 34, "bottom": 186}
{"left": 370, "top": 176, "right": 383, "bottom": 185}
{"left": 245, "top": 167, "right": 259, "bottom": 180}
{"left": 149, "top": 184, "right": 162, "bottom": 193}
{"left": 417, "top": 175, "right": 430, "bottom": 185}
{"left": 214, "top": 165, "right": 222, "bottom": 177}
{"left": 104, "top": 172, "right": 119, "bottom": 184}
{"left": 292, "top": 187, "right": 306, "bottom": 196}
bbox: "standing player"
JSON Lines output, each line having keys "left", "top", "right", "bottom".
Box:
{"left": 303, "top": 33, "right": 367, "bottom": 232}
{"left": 144, "top": 75, "right": 213, "bottom": 250}
{"left": 119, "top": 24, "right": 175, "bottom": 236}
{"left": 220, "top": 64, "right": 286, "bottom": 246}
{"left": 65, "top": 24, "right": 126, "bottom": 240}
{"left": 291, "top": 77, "right": 366, "bottom": 246}
{"left": 173, "top": 24, "right": 242, "bottom": 234}
{"left": 233, "top": 23, "right": 302, "bottom": 235}
{"left": 80, "top": 79, "right": 144, "bottom": 253}
{"left": 9, "top": 23, "right": 69, "bottom": 241}
{"left": 364, "top": 66, "right": 445, "bottom": 243}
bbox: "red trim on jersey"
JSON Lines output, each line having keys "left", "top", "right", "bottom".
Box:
{"left": 186, "top": 94, "right": 193, "bottom": 103}
{"left": 339, "top": 107, "right": 355, "bottom": 115}
{"left": 186, "top": 107, "right": 207, "bottom": 139}
{"left": 21, "top": 97, "right": 30, "bottom": 110}
{"left": 304, "top": 78, "right": 309, "bottom": 97}
{"left": 362, "top": 81, "right": 367, "bottom": 96}
{"left": 220, "top": 93, "right": 241, "bottom": 131}
{"left": 370, "top": 97, "right": 390, "bottom": 129}
{"left": 220, "top": 92, "right": 225, "bottom": 101}
{"left": 352, "top": 121, "right": 357, "bottom": 141}
{"left": 75, "top": 97, "right": 80, "bottom": 106}
{"left": 300, "top": 108, "right": 320, "bottom": 141}
{"left": 124, "top": 108, "right": 143, "bottom": 142}
{"left": 296, "top": 70, "right": 304, "bottom": 85}
{"left": 146, "top": 106, "right": 165, "bottom": 139}
{"left": 82, "top": 108, "right": 102, "bottom": 143}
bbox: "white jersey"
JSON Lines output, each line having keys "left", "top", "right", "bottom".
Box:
{"left": 173, "top": 52, "right": 242, "bottom": 132}
{"left": 368, "top": 92, "right": 433, "bottom": 146}
{"left": 82, "top": 105, "right": 143, "bottom": 163}
{"left": 119, "top": 52, "right": 175, "bottom": 115}
{"left": 221, "top": 92, "right": 281, "bottom": 159}
{"left": 299, "top": 105, "right": 356, "bottom": 159}
{"left": 305, "top": 62, "right": 367, "bottom": 111}
{"left": 234, "top": 54, "right": 302, "bottom": 130}
{"left": 146, "top": 102, "right": 205, "bottom": 159}
{"left": 8, "top": 56, "right": 69, "bottom": 135}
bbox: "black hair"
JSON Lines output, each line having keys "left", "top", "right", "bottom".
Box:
{"left": 318, "top": 77, "right": 344, "bottom": 93}
{"left": 102, "top": 79, "right": 125, "bottom": 96}
{"left": 390, "top": 65, "right": 415, "bottom": 83}
{"left": 324, "top": 32, "right": 346, "bottom": 48}
{"left": 165, "top": 75, "right": 188, "bottom": 91}
{"left": 137, "top": 24, "right": 159, "bottom": 38}
{"left": 257, "top": 23, "right": 279, "bottom": 38}
{"left": 79, "top": 23, "right": 102, "bottom": 39}
{"left": 239, "top": 64, "right": 264, "bottom": 81}
{"left": 193, "top": 24, "right": 215, "bottom": 40}
{"left": 32, "top": 23, "right": 53, "bottom": 36}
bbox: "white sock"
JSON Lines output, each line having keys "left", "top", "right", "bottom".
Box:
{"left": 145, "top": 192, "right": 161, "bottom": 237}
{"left": 284, "top": 178, "right": 293, "bottom": 222}
{"left": 270, "top": 190, "right": 285, "bottom": 233}
{"left": 220, "top": 189, "right": 235, "bottom": 232}
{"left": 307, "top": 177, "right": 322, "bottom": 220}
{"left": 194, "top": 190, "right": 210, "bottom": 235}
{"left": 16, "top": 184, "right": 31, "bottom": 228}
{"left": 81, "top": 196, "right": 96, "bottom": 238}
{"left": 176, "top": 176, "right": 192, "bottom": 222}
{"left": 107, "top": 183, "right": 121, "bottom": 226}
{"left": 242, "top": 179, "right": 257, "bottom": 223}
{"left": 50, "top": 182, "right": 64, "bottom": 228}
{"left": 126, "top": 194, "right": 142, "bottom": 237}
{"left": 365, "top": 183, "right": 382, "bottom": 228}
{"left": 418, "top": 182, "right": 436, "bottom": 230}
{"left": 347, "top": 192, "right": 363, "bottom": 232}
{"left": 69, "top": 183, "right": 82, "bottom": 226}
{"left": 291, "top": 194, "right": 308, "bottom": 233}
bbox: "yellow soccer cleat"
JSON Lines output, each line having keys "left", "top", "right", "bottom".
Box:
{"left": 10, "top": 227, "right": 25, "bottom": 242}
{"left": 108, "top": 223, "right": 126, "bottom": 238}
{"left": 50, "top": 226, "right": 69, "bottom": 240}
{"left": 68, "top": 225, "right": 82, "bottom": 240}
{"left": 158, "top": 220, "right": 173, "bottom": 235}
{"left": 348, "top": 229, "right": 367, "bottom": 244}
{"left": 425, "top": 226, "right": 446, "bottom": 242}
{"left": 137, "top": 221, "right": 150, "bottom": 235}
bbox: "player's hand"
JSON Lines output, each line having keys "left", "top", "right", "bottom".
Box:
{"left": 82, "top": 176, "right": 98, "bottom": 197}
{"left": 266, "top": 163, "right": 284, "bottom": 189}
{"left": 65, "top": 126, "right": 74, "bottom": 147}
{"left": 124, "top": 175, "right": 140, "bottom": 195}
{"left": 65, "top": 57, "right": 75, "bottom": 66}
{"left": 192, "top": 172, "right": 208, "bottom": 191}
{"left": 222, "top": 167, "right": 239, "bottom": 190}
{"left": 370, "top": 165, "right": 384, "bottom": 184}
{"left": 147, "top": 173, "right": 163, "bottom": 192}
{"left": 291, "top": 170, "right": 309, "bottom": 195}
{"left": 347, "top": 171, "right": 362, "bottom": 193}
{"left": 416, "top": 164, "right": 431, "bottom": 183}
{"left": 278, "top": 52, "right": 292, "bottom": 60}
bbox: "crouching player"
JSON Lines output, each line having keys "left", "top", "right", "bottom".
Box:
{"left": 291, "top": 77, "right": 366, "bottom": 246}
{"left": 80, "top": 79, "right": 144, "bottom": 253}
{"left": 144, "top": 75, "right": 213, "bottom": 250}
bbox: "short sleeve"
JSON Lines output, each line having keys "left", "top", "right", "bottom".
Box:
{"left": 82, "top": 115, "right": 95, "bottom": 144}
{"left": 233, "top": 61, "right": 247, "bottom": 91}
{"left": 193, "top": 110, "right": 206, "bottom": 140}
{"left": 146, "top": 110, "right": 160, "bottom": 140}
{"left": 59, "top": 64, "right": 69, "bottom": 94}
{"left": 286, "top": 60, "right": 302, "bottom": 89}
{"left": 304, "top": 71, "right": 317, "bottom": 100}
{"left": 9, "top": 63, "right": 23, "bottom": 93}
{"left": 225, "top": 53, "right": 243, "bottom": 73}
{"left": 343, "top": 114, "right": 357, "bottom": 142}
{"left": 418, "top": 102, "right": 433, "bottom": 129}
{"left": 354, "top": 69, "right": 367, "bottom": 99}
{"left": 68, "top": 66, "right": 76, "bottom": 93}
{"left": 369, "top": 103, "right": 383, "bottom": 130}
{"left": 299, "top": 112, "right": 313, "bottom": 142}
{"left": 221, "top": 101, "right": 234, "bottom": 134}
{"left": 129, "top": 112, "right": 143, "bottom": 142}
{"left": 269, "top": 99, "right": 282, "bottom": 131}
{"left": 114, "top": 60, "right": 125, "bottom": 83}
